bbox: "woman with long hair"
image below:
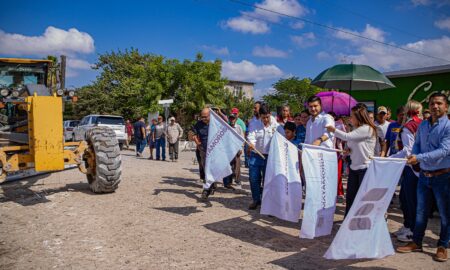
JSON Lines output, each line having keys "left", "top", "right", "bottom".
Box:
{"left": 391, "top": 100, "right": 422, "bottom": 242}
{"left": 326, "top": 104, "right": 377, "bottom": 216}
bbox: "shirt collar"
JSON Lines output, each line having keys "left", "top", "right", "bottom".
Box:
{"left": 428, "top": 114, "right": 448, "bottom": 127}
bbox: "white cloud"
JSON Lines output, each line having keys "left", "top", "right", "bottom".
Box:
{"left": 222, "top": 60, "right": 283, "bottom": 82}
{"left": 200, "top": 45, "right": 230, "bottom": 56}
{"left": 411, "top": 0, "right": 432, "bottom": 5}
{"left": 224, "top": 0, "right": 308, "bottom": 34}
{"left": 0, "top": 26, "right": 94, "bottom": 56}
{"left": 332, "top": 24, "right": 450, "bottom": 70}
{"left": 435, "top": 17, "right": 450, "bottom": 31}
{"left": 224, "top": 17, "right": 270, "bottom": 34}
{"left": 334, "top": 24, "right": 386, "bottom": 45}
{"left": 0, "top": 26, "right": 95, "bottom": 79}
{"left": 291, "top": 32, "right": 316, "bottom": 48}
{"left": 316, "top": 51, "right": 331, "bottom": 60}
{"left": 252, "top": 45, "right": 288, "bottom": 58}
{"left": 251, "top": 0, "right": 308, "bottom": 22}
{"left": 254, "top": 87, "right": 276, "bottom": 99}
{"left": 290, "top": 21, "right": 305, "bottom": 29}
{"left": 410, "top": 0, "right": 450, "bottom": 6}
{"left": 67, "top": 58, "right": 91, "bottom": 70}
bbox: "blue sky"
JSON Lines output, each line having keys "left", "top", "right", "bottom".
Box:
{"left": 1, "top": 0, "right": 450, "bottom": 98}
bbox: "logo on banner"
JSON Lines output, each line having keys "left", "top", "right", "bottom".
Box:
{"left": 206, "top": 125, "right": 228, "bottom": 157}
{"left": 348, "top": 188, "right": 388, "bottom": 231}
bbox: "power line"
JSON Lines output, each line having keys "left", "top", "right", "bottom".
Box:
{"left": 320, "top": 0, "right": 426, "bottom": 40}
{"left": 228, "top": 0, "right": 450, "bottom": 64}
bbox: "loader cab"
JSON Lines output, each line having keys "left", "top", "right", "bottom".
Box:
{"left": 0, "top": 59, "right": 52, "bottom": 98}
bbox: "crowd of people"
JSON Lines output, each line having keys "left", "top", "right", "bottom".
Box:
{"left": 125, "top": 115, "right": 184, "bottom": 162}
{"left": 188, "top": 92, "right": 449, "bottom": 263}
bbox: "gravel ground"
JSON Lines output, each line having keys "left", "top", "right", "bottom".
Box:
{"left": 0, "top": 148, "right": 448, "bottom": 269}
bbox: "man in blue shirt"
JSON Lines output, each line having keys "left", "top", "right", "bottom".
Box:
{"left": 381, "top": 106, "right": 404, "bottom": 156}
{"left": 133, "top": 117, "right": 147, "bottom": 157}
{"left": 397, "top": 93, "right": 450, "bottom": 262}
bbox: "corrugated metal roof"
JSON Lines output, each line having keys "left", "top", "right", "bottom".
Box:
{"left": 384, "top": 64, "right": 450, "bottom": 78}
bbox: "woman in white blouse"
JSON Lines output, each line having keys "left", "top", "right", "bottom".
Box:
{"left": 326, "top": 104, "right": 377, "bottom": 216}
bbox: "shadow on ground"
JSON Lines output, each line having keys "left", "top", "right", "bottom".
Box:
{"left": 0, "top": 178, "right": 93, "bottom": 206}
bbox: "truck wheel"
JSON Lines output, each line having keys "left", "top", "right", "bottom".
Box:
{"left": 84, "top": 127, "right": 122, "bottom": 193}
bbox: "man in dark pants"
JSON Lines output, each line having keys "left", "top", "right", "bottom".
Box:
{"left": 397, "top": 93, "right": 450, "bottom": 262}
{"left": 133, "top": 117, "right": 146, "bottom": 157}
{"left": 192, "top": 108, "right": 214, "bottom": 200}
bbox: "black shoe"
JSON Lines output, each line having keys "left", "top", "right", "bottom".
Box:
{"left": 248, "top": 201, "right": 260, "bottom": 210}
{"left": 201, "top": 189, "right": 210, "bottom": 200}
{"left": 210, "top": 183, "right": 217, "bottom": 195}
{"left": 148, "top": 157, "right": 153, "bottom": 160}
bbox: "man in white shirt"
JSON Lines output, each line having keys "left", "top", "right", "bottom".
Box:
{"left": 247, "top": 104, "right": 279, "bottom": 210}
{"left": 305, "top": 96, "right": 335, "bottom": 148}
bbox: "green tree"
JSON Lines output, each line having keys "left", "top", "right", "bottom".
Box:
{"left": 263, "top": 77, "right": 322, "bottom": 114}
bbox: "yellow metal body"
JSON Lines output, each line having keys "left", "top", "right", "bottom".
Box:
{"left": 26, "top": 94, "right": 65, "bottom": 171}
{"left": 0, "top": 57, "right": 87, "bottom": 183}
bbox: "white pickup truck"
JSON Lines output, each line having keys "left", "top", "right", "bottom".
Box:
{"left": 73, "top": 115, "right": 127, "bottom": 150}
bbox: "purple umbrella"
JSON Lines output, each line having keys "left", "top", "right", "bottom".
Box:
{"left": 315, "top": 91, "right": 358, "bottom": 116}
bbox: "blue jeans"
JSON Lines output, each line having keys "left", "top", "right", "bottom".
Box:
{"left": 155, "top": 137, "right": 166, "bottom": 160}
{"left": 135, "top": 138, "right": 146, "bottom": 154}
{"left": 413, "top": 172, "right": 450, "bottom": 248}
{"left": 248, "top": 152, "right": 267, "bottom": 204}
{"left": 399, "top": 166, "right": 418, "bottom": 230}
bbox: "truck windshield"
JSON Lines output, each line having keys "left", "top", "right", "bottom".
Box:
{"left": 96, "top": 117, "right": 124, "bottom": 125}
{"left": 0, "top": 63, "right": 47, "bottom": 87}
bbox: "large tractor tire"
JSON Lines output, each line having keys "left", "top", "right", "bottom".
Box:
{"left": 84, "top": 127, "right": 122, "bottom": 193}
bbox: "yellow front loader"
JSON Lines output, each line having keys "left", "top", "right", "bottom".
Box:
{"left": 0, "top": 57, "right": 121, "bottom": 193}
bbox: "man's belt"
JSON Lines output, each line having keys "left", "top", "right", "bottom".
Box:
{"left": 422, "top": 168, "right": 450, "bottom": 177}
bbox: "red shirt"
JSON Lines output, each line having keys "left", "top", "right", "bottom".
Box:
{"left": 126, "top": 124, "right": 133, "bottom": 135}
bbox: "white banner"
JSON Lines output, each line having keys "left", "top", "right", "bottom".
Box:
{"left": 260, "top": 132, "right": 302, "bottom": 222}
{"left": 300, "top": 144, "right": 338, "bottom": 239}
{"left": 205, "top": 110, "right": 245, "bottom": 189}
{"left": 325, "top": 157, "right": 406, "bottom": 260}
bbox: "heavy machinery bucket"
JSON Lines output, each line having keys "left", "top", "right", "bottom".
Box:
{"left": 26, "top": 95, "right": 64, "bottom": 171}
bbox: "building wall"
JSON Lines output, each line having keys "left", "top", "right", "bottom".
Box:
{"left": 225, "top": 81, "right": 254, "bottom": 99}
{"left": 350, "top": 72, "right": 450, "bottom": 113}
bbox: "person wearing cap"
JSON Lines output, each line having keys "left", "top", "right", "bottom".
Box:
{"left": 223, "top": 112, "right": 245, "bottom": 189}
{"left": 167, "top": 116, "right": 183, "bottom": 162}
{"left": 231, "top": 107, "right": 246, "bottom": 134}
{"left": 374, "top": 106, "right": 390, "bottom": 156}
{"left": 381, "top": 106, "right": 405, "bottom": 157}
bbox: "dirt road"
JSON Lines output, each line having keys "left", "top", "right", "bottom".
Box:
{"left": 0, "top": 149, "right": 447, "bottom": 269}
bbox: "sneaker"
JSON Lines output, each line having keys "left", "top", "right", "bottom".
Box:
{"left": 396, "top": 242, "right": 423, "bottom": 253}
{"left": 394, "top": 226, "right": 408, "bottom": 237}
{"left": 248, "top": 201, "right": 261, "bottom": 210}
{"left": 434, "top": 246, "right": 448, "bottom": 262}
{"left": 397, "top": 229, "right": 413, "bottom": 243}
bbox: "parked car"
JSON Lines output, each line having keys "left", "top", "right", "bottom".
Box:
{"left": 63, "top": 120, "right": 80, "bottom": 141}
{"left": 73, "top": 115, "right": 127, "bottom": 150}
